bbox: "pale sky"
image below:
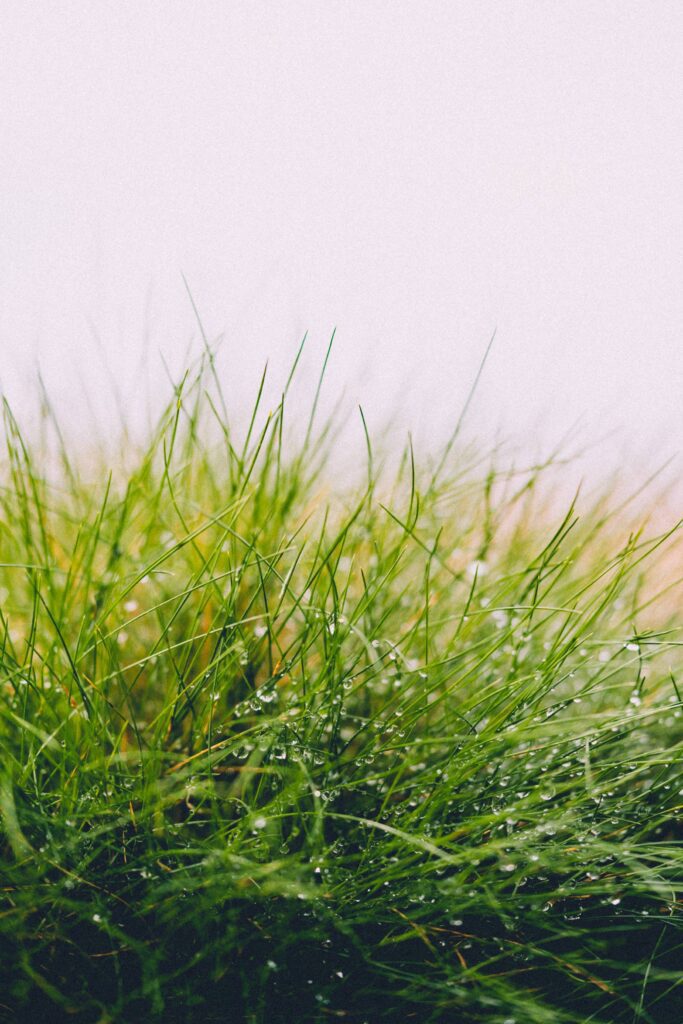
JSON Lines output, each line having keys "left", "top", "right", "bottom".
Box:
{"left": 1, "top": 2, "right": 682, "bottom": 482}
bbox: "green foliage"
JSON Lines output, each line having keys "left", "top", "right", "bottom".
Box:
{"left": 0, "top": 348, "right": 682, "bottom": 1023}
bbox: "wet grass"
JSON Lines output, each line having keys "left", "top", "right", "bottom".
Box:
{"left": 1, "top": 344, "right": 682, "bottom": 1022}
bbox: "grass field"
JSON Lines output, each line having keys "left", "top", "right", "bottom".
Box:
{"left": 1, "top": 345, "right": 682, "bottom": 1023}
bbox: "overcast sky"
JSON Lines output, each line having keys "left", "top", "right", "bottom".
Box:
{"left": 1, "top": 2, "right": 682, "bottom": 483}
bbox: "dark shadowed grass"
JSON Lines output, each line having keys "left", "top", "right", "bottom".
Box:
{"left": 0, "top": 345, "right": 682, "bottom": 1023}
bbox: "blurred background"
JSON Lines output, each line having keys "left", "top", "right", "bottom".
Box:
{"left": 1, "top": 2, "right": 682, "bottom": 488}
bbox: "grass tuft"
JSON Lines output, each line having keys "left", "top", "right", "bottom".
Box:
{"left": 0, "top": 348, "right": 682, "bottom": 1023}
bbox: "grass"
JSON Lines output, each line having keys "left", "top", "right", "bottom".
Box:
{"left": 0, "top": 343, "right": 682, "bottom": 1023}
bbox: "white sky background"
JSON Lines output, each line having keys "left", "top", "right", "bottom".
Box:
{"left": 1, "top": 2, "right": 682, "bottom": 487}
